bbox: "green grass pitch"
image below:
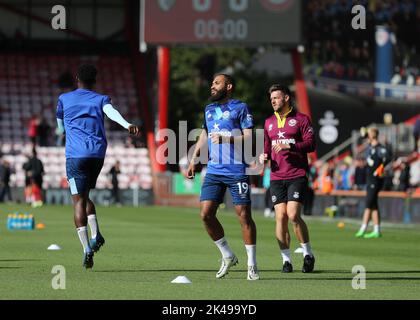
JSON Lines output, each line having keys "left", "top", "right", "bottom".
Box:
{"left": 0, "top": 204, "right": 419, "bottom": 300}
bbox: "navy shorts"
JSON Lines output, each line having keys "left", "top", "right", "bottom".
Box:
{"left": 200, "top": 173, "right": 251, "bottom": 205}
{"left": 66, "top": 158, "right": 104, "bottom": 195}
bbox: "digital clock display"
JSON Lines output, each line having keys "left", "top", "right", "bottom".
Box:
{"left": 140, "top": 0, "right": 301, "bottom": 46}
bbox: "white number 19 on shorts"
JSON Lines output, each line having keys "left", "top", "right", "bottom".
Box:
{"left": 237, "top": 182, "right": 249, "bottom": 195}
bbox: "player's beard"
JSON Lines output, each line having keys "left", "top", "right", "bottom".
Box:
{"left": 209, "top": 87, "right": 228, "bottom": 102}
{"left": 273, "top": 100, "right": 286, "bottom": 113}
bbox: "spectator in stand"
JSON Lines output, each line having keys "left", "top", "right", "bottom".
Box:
{"left": 304, "top": 0, "right": 420, "bottom": 85}
{"left": 409, "top": 145, "right": 420, "bottom": 191}
{"left": 319, "top": 162, "right": 334, "bottom": 194}
{"left": 23, "top": 149, "right": 45, "bottom": 208}
{"left": 303, "top": 157, "right": 318, "bottom": 216}
{"left": 125, "top": 136, "right": 136, "bottom": 148}
{"left": 22, "top": 154, "right": 32, "bottom": 204}
{"left": 0, "top": 159, "right": 13, "bottom": 203}
{"left": 335, "top": 160, "right": 352, "bottom": 190}
{"left": 125, "top": 134, "right": 145, "bottom": 148}
{"left": 353, "top": 157, "right": 367, "bottom": 191}
{"left": 38, "top": 117, "right": 51, "bottom": 147}
{"left": 109, "top": 161, "right": 121, "bottom": 206}
{"left": 28, "top": 115, "right": 40, "bottom": 147}
{"left": 413, "top": 118, "right": 420, "bottom": 151}
{"left": 397, "top": 160, "right": 411, "bottom": 191}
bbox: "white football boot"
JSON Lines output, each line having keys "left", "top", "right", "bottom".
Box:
{"left": 216, "top": 255, "right": 238, "bottom": 279}
{"left": 247, "top": 265, "right": 260, "bottom": 280}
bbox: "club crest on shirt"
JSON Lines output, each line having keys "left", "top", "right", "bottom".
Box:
{"left": 268, "top": 124, "right": 273, "bottom": 131}
{"left": 222, "top": 111, "right": 230, "bottom": 120}
{"left": 288, "top": 119, "right": 297, "bottom": 127}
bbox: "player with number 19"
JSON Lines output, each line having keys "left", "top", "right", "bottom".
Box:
{"left": 187, "top": 74, "right": 259, "bottom": 281}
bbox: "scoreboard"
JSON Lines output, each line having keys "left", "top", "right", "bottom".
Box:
{"left": 140, "top": 0, "right": 301, "bottom": 49}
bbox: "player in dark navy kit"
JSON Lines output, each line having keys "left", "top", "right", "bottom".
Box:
{"left": 355, "top": 127, "right": 391, "bottom": 239}
{"left": 260, "top": 84, "right": 316, "bottom": 273}
{"left": 187, "top": 74, "right": 259, "bottom": 280}
{"left": 56, "top": 65, "right": 140, "bottom": 268}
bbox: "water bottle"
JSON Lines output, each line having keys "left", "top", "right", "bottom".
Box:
{"left": 28, "top": 214, "right": 35, "bottom": 230}
{"left": 17, "top": 214, "right": 24, "bottom": 230}
{"left": 7, "top": 214, "right": 13, "bottom": 230}
{"left": 11, "top": 213, "right": 18, "bottom": 229}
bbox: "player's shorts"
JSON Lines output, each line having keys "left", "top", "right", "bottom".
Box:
{"left": 66, "top": 158, "right": 104, "bottom": 195}
{"left": 200, "top": 173, "right": 251, "bottom": 205}
{"left": 365, "top": 178, "right": 383, "bottom": 210}
{"left": 270, "top": 176, "right": 308, "bottom": 205}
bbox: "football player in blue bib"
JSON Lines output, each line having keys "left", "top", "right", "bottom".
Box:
{"left": 187, "top": 74, "right": 259, "bottom": 280}
{"left": 56, "top": 65, "right": 140, "bottom": 269}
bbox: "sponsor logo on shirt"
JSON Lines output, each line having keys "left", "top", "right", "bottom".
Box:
{"left": 209, "top": 130, "right": 232, "bottom": 138}
{"left": 222, "top": 111, "right": 230, "bottom": 120}
{"left": 218, "top": 130, "right": 232, "bottom": 137}
{"left": 272, "top": 139, "right": 296, "bottom": 145}
{"left": 288, "top": 119, "right": 297, "bottom": 127}
{"left": 277, "top": 131, "right": 286, "bottom": 139}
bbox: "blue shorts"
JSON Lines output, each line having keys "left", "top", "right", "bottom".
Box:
{"left": 66, "top": 158, "right": 104, "bottom": 195}
{"left": 200, "top": 174, "right": 251, "bottom": 205}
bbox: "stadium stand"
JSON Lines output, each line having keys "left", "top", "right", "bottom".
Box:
{"left": 0, "top": 54, "right": 142, "bottom": 144}
{"left": 304, "top": 0, "right": 420, "bottom": 85}
{"left": 0, "top": 143, "right": 152, "bottom": 190}
{"left": 0, "top": 53, "right": 152, "bottom": 191}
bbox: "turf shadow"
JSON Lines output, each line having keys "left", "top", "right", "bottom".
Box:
{"left": 0, "top": 259, "right": 42, "bottom": 262}
{"left": 95, "top": 269, "right": 219, "bottom": 273}
{"left": 366, "top": 270, "right": 420, "bottom": 274}
{"left": 262, "top": 276, "right": 420, "bottom": 281}
{"left": 258, "top": 270, "right": 347, "bottom": 274}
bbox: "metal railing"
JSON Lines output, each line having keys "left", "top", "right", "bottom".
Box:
{"left": 319, "top": 123, "right": 415, "bottom": 163}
